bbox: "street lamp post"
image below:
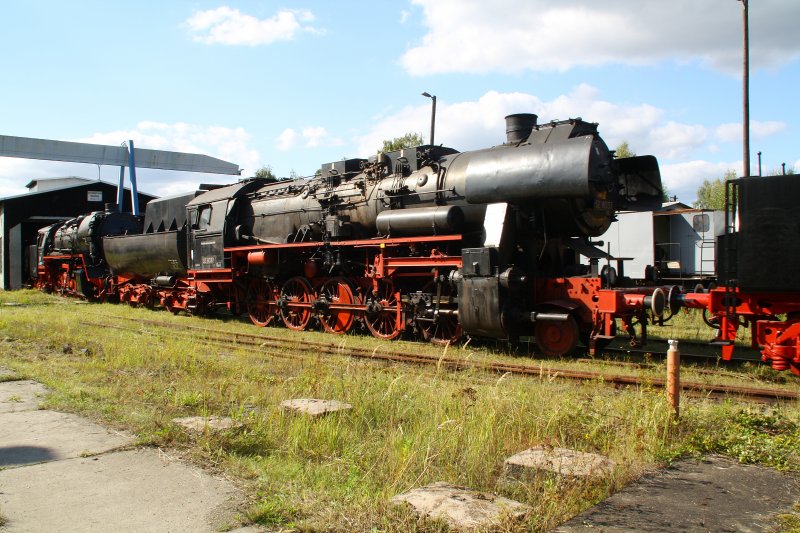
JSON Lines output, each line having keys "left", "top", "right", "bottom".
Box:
{"left": 421, "top": 92, "right": 437, "bottom": 146}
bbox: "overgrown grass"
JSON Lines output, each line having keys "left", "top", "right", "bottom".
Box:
{"left": 779, "top": 503, "right": 800, "bottom": 533}
{"left": 1, "top": 290, "right": 799, "bottom": 531}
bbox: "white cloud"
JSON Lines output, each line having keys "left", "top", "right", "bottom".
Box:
{"left": 716, "top": 120, "right": 787, "bottom": 143}
{"left": 660, "top": 160, "right": 739, "bottom": 202}
{"left": 401, "top": 0, "right": 800, "bottom": 75}
{"left": 184, "top": 6, "right": 321, "bottom": 46}
{"left": 648, "top": 122, "right": 709, "bottom": 160}
{"left": 149, "top": 178, "right": 212, "bottom": 198}
{"left": 355, "top": 86, "right": 706, "bottom": 161}
{"left": 0, "top": 122, "right": 261, "bottom": 198}
{"left": 276, "top": 128, "right": 298, "bottom": 151}
{"left": 302, "top": 127, "right": 329, "bottom": 148}
{"left": 75, "top": 121, "right": 259, "bottom": 173}
{"left": 356, "top": 91, "right": 539, "bottom": 156}
{"left": 276, "top": 126, "right": 343, "bottom": 150}
{"left": 354, "top": 87, "right": 753, "bottom": 204}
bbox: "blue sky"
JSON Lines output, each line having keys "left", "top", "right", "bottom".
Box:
{"left": 1, "top": 1, "right": 798, "bottom": 203}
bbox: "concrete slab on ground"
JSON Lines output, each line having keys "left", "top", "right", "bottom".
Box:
{"left": 505, "top": 446, "right": 615, "bottom": 479}
{"left": 391, "top": 481, "right": 531, "bottom": 531}
{"left": 280, "top": 398, "right": 353, "bottom": 417}
{"left": 554, "top": 455, "right": 800, "bottom": 533}
{"left": 0, "top": 409, "right": 133, "bottom": 467}
{"left": 0, "top": 379, "right": 50, "bottom": 413}
{"left": 0, "top": 448, "right": 242, "bottom": 533}
{"left": 173, "top": 415, "right": 243, "bottom": 433}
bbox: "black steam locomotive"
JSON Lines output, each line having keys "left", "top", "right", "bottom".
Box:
{"left": 36, "top": 114, "right": 666, "bottom": 356}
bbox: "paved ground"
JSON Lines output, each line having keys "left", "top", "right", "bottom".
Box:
{"left": 555, "top": 455, "right": 800, "bottom": 532}
{"left": 0, "top": 372, "right": 254, "bottom": 533}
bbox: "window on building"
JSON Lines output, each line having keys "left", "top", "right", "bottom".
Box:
{"left": 692, "top": 214, "right": 710, "bottom": 233}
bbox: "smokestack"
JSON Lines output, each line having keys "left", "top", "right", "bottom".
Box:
{"left": 505, "top": 113, "right": 538, "bottom": 144}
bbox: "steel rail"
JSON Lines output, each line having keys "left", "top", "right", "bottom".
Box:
{"left": 81, "top": 314, "right": 800, "bottom": 403}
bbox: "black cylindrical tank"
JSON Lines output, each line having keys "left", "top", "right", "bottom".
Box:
{"left": 103, "top": 229, "right": 188, "bottom": 278}
{"left": 375, "top": 206, "right": 464, "bottom": 236}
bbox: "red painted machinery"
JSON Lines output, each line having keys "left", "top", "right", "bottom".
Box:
{"left": 671, "top": 175, "right": 800, "bottom": 375}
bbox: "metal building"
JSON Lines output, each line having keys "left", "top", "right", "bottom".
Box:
{"left": 0, "top": 178, "right": 156, "bottom": 289}
{"left": 592, "top": 202, "right": 726, "bottom": 286}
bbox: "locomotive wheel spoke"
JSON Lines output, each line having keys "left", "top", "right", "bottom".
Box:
{"left": 247, "top": 278, "right": 276, "bottom": 327}
{"left": 420, "top": 280, "right": 461, "bottom": 345}
{"left": 425, "top": 316, "right": 462, "bottom": 346}
{"left": 280, "top": 276, "right": 314, "bottom": 331}
{"left": 365, "top": 281, "right": 402, "bottom": 340}
{"left": 534, "top": 315, "right": 579, "bottom": 357}
{"left": 318, "top": 277, "right": 358, "bottom": 334}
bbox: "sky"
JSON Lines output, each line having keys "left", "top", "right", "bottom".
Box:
{"left": 1, "top": 0, "right": 798, "bottom": 204}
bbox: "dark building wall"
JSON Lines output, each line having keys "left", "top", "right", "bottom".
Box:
{"left": 1, "top": 183, "right": 155, "bottom": 289}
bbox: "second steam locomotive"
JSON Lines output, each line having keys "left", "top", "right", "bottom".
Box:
{"left": 36, "top": 113, "right": 667, "bottom": 356}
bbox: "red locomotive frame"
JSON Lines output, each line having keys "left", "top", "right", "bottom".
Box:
{"left": 35, "top": 232, "right": 673, "bottom": 359}
{"left": 681, "top": 289, "right": 800, "bottom": 376}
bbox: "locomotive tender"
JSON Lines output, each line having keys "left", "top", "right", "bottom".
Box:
{"left": 36, "top": 113, "right": 668, "bottom": 356}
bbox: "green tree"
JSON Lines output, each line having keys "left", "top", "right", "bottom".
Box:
{"left": 614, "top": 141, "right": 636, "bottom": 159}
{"left": 379, "top": 132, "right": 425, "bottom": 153}
{"left": 767, "top": 165, "right": 796, "bottom": 176}
{"left": 694, "top": 169, "right": 736, "bottom": 210}
{"left": 615, "top": 141, "right": 670, "bottom": 202}
{"left": 254, "top": 165, "right": 287, "bottom": 183}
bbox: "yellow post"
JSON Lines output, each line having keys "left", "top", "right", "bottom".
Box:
{"left": 667, "top": 339, "right": 680, "bottom": 418}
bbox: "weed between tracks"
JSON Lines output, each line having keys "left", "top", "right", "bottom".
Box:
{"left": 1, "top": 290, "right": 799, "bottom": 531}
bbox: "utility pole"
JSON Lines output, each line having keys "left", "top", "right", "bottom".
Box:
{"left": 739, "top": 0, "right": 750, "bottom": 178}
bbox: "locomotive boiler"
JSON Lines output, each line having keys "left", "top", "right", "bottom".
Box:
{"left": 232, "top": 114, "right": 660, "bottom": 247}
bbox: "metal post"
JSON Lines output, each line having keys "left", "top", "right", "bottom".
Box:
{"left": 782, "top": 163, "right": 786, "bottom": 175}
{"left": 667, "top": 339, "right": 680, "bottom": 418}
{"left": 128, "top": 140, "right": 139, "bottom": 216}
{"left": 116, "top": 163, "right": 125, "bottom": 213}
{"left": 757, "top": 151, "right": 762, "bottom": 176}
{"left": 739, "top": 0, "right": 750, "bottom": 178}
{"left": 422, "top": 92, "right": 437, "bottom": 146}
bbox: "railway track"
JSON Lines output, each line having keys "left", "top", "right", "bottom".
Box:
{"left": 601, "top": 344, "right": 761, "bottom": 364}
{"left": 80, "top": 314, "right": 800, "bottom": 403}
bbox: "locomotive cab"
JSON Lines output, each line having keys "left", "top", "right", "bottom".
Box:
{"left": 186, "top": 179, "right": 265, "bottom": 271}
